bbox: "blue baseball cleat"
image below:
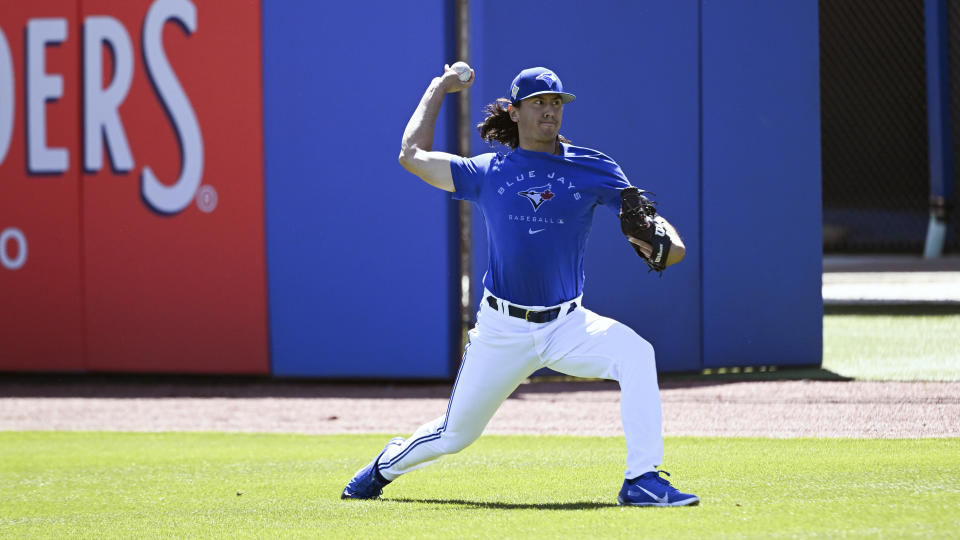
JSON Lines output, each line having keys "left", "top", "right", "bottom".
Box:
{"left": 617, "top": 470, "right": 700, "bottom": 507}
{"left": 341, "top": 438, "right": 404, "bottom": 500}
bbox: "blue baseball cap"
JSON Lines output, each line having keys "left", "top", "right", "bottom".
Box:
{"left": 509, "top": 67, "right": 576, "bottom": 105}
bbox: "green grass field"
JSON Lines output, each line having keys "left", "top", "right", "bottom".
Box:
{"left": 2, "top": 313, "right": 958, "bottom": 538}
{"left": 1, "top": 432, "right": 958, "bottom": 539}
{"left": 823, "top": 309, "right": 960, "bottom": 381}
{"left": 681, "top": 310, "right": 960, "bottom": 382}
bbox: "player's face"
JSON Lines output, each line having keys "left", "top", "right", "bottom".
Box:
{"left": 512, "top": 94, "right": 564, "bottom": 143}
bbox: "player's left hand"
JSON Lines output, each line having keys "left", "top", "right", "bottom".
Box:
{"left": 619, "top": 187, "right": 671, "bottom": 273}
{"left": 627, "top": 237, "right": 654, "bottom": 259}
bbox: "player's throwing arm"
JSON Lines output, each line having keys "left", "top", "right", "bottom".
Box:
{"left": 397, "top": 64, "right": 475, "bottom": 192}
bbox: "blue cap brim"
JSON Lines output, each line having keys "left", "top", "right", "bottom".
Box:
{"left": 513, "top": 90, "right": 576, "bottom": 104}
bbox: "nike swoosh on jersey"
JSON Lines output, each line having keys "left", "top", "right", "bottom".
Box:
{"left": 528, "top": 228, "right": 545, "bottom": 235}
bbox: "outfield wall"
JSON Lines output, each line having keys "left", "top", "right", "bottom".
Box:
{"left": 469, "top": 0, "right": 821, "bottom": 371}
{"left": 0, "top": 0, "right": 821, "bottom": 377}
{"left": 261, "top": 1, "right": 458, "bottom": 378}
{"left": 0, "top": 0, "right": 269, "bottom": 374}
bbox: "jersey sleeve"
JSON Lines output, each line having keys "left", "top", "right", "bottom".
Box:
{"left": 449, "top": 153, "right": 496, "bottom": 202}
{"left": 596, "top": 158, "right": 632, "bottom": 213}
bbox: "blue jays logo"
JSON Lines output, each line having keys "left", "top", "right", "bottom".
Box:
{"left": 518, "top": 184, "right": 556, "bottom": 211}
{"left": 535, "top": 71, "right": 559, "bottom": 88}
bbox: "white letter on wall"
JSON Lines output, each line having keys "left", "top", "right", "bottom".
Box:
{"left": 141, "top": 0, "right": 203, "bottom": 214}
{"left": 26, "top": 18, "right": 68, "bottom": 174}
{"left": 83, "top": 16, "right": 134, "bottom": 172}
{"left": 0, "top": 228, "right": 27, "bottom": 270}
{"left": 0, "top": 27, "right": 13, "bottom": 166}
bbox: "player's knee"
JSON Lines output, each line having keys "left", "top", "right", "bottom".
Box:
{"left": 612, "top": 326, "right": 656, "bottom": 376}
{"left": 438, "top": 429, "right": 481, "bottom": 454}
{"left": 612, "top": 323, "right": 655, "bottom": 360}
{"left": 635, "top": 339, "right": 656, "bottom": 373}
{"left": 634, "top": 335, "right": 655, "bottom": 362}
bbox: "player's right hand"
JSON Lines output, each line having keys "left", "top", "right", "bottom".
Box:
{"left": 440, "top": 64, "right": 475, "bottom": 93}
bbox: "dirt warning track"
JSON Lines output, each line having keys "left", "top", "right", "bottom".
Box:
{"left": 1, "top": 377, "right": 957, "bottom": 438}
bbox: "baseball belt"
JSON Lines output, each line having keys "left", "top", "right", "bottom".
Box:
{"left": 485, "top": 296, "right": 578, "bottom": 323}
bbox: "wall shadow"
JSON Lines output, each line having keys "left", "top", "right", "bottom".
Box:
{"left": 0, "top": 365, "right": 855, "bottom": 399}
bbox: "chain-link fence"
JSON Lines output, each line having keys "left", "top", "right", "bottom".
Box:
{"left": 820, "top": 0, "right": 959, "bottom": 253}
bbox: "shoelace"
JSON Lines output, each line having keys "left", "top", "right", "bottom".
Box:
{"left": 646, "top": 470, "right": 674, "bottom": 486}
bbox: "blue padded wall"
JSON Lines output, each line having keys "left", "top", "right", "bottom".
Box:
{"left": 262, "top": 1, "right": 457, "bottom": 377}
{"left": 700, "top": 1, "right": 823, "bottom": 367}
{"left": 260, "top": 1, "right": 822, "bottom": 378}
{"left": 467, "top": 0, "right": 703, "bottom": 371}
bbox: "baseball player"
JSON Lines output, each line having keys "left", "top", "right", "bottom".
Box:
{"left": 341, "top": 65, "right": 698, "bottom": 507}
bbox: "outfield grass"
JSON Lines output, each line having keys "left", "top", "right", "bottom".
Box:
{"left": 823, "top": 309, "right": 960, "bottom": 381}
{"left": 1, "top": 432, "right": 957, "bottom": 539}
{"left": 659, "top": 310, "right": 960, "bottom": 383}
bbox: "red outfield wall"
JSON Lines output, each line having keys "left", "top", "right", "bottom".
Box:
{"left": 0, "top": 0, "right": 84, "bottom": 370}
{"left": 0, "top": 0, "right": 269, "bottom": 373}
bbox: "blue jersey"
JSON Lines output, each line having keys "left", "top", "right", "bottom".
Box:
{"left": 450, "top": 143, "right": 631, "bottom": 306}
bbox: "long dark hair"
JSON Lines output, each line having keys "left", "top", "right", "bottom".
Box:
{"left": 476, "top": 98, "right": 571, "bottom": 149}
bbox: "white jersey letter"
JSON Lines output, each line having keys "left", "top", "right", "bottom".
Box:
{"left": 83, "top": 16, "right": 134, "bottom": 173}
{"left": 0, "top": 27, "right": 14, "bottom": 166}
{"left": 27, "top": 18, "right": 68, "bottom": 174}
{"left": 141, "top": 0, "right": 203, "bottom": 214}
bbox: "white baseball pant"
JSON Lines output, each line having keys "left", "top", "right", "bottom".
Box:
{"left": 377, "top": 291, "right": 664, "bottom": 480}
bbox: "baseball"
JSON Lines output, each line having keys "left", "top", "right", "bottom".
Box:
{"left": 450, "top": 61, "right": 472, "bottom": 82}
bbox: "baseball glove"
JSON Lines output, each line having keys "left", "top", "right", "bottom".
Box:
{"left": 619, "top": 186, "right": 670, "bottom": 273}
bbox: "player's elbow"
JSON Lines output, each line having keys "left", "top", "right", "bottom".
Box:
{"left": 398, "top": 153, "right": 422, "bottom": 179}
{"left": 398, "top": 145, "right": 424, "bottom": 174}
{"left": 398, "top": 147, "right": 414, "bottom": 168}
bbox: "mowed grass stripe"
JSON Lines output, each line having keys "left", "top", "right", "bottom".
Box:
{"left": 1, "top": 432, "right": 957, "bottom": 539}
{"left": 823, "top": 311, "right": 960, "bottom": 381}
